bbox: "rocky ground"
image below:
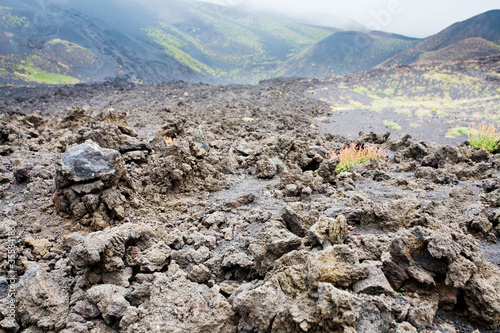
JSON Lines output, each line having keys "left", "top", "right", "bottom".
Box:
{"left": 0, "top": 60, "right": 500, "bottom": 333}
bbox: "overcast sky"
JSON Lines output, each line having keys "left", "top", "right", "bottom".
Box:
{"left": 198, "top": 0, "right": 499, "bottom": 38}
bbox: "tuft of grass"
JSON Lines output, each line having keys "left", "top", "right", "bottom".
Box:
{"left": 415, "top": 109, "right": 432, "bottom": 117}
{"left": 445, "top": 127, "right": 470, "bottom": 138}
{"left": 384, "top": 121, "right": 402, "bottom": 130}
{"left": 468, "top": 124, "right": 500, "bottom": 152}
{"left": 394, "top": 109, "right": 411, "bottom": 115}
{"left": 328, "top": 143, "right": 385, "bottom": 173}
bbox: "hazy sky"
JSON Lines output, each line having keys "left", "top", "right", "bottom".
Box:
{"left": 198, "top": 0, "right": 499, "bottom": 38}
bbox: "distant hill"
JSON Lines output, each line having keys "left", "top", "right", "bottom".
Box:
{"left": 382, "top": 10, "right": 500, "bottom": 66}
{"left": 0, "top": 0, "right": 334, "bottom": 86}
{"left": 416, "top": 37, "right": 500, "bottom": 63}
{"left": 140, "top": 1, "right": 334, "bottom": 83}
{"left": 0, "top": 0, "right": 204, "bottom": 86}
{"left": 0, "top": 1, "right": 498, "bottom": 86}
{"left": 279, "top": 10, "right": 500, "bottom": 78}
{"left": 278, "top": 31, "right": 418, "bottom": 77}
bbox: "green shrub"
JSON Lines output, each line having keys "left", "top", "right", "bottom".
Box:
{"left": 468, "top": 123, "right": 500, "bottom": 153}
{"left": 384, "top": 121, "right": 401, "bottom": 130}
{"left": 328, "top": 143, "right": 385, "bottom": 173}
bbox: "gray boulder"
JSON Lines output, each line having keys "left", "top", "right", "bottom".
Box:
{"left": 465, "top": 262, "right": 500, "bottom": 329}
{"left": 123, "top": 262, "right": 237, "bottom": 332}
{"left": 56, "top": 140, "right": 125, "bottom": 188}
{"left": 86, "top": 284, "right": 130, "bottom": 324}
{"left": 281, "top": 203, "right": 319, "bottom": 237}
{"left": 316, "top": 157, "right": 339, "bottom": 184}
{"left": 254, "top": 156, "right": 277, "bottom": 179}
{"left": 353, "top": 261, "right": 393, "bottom": 295}
{"left": 54, "top": 140, "right": 133, "bottom": 227}
{"left": 192, "top": 125, "right": 210, "bottom": 154}
{"left": 16, "top": 266, "right": 69, "bottom": 331}
{"left": 414, "top": 166, "right": 458, "bottom": 185}
{"left": 68, "top": 223, "right": 153, "bottom": 271}
{"left": 77, "top": 122, "right": 151, "bottom": 163}
{"left": 385, "top": 226, "right": 500, "bottom": 329}
{"left": 231, "top": 248, "right": 433, "bottom": 333}
{"left": 247, "top": 220, "right": 302, "bottom": 275}
{"left": 308, "top": 245, "right": 369, "bottom": 288}
{"left": 309, "top": 214, "right": 348, "bottom": 248}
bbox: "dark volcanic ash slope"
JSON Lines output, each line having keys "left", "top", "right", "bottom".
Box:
{"left": 0, "top": 0, "right": 334, "bottom": 86}
{"left": 280, "top": 9, "right": 500, "bottom": 79}
{"left": 278, "top": 31, "right": 418, "bottom": 77}
{"left": 0, "top": 0, "right": 204, "bottom": 85}
{"left": 382, "top": 9, "right": 500, "bottom": 66}
{"left": 0, "top": 62, "right": 500, "bottom": 333}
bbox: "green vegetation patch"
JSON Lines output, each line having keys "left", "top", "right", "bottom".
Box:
{"left": 328, "top": 143, "right": 386, "bottom": 173}
{"left": 353, "top": 86, "right": 369, "bottom": 94}
{"left": 142, "top": 3, "right": 332, "bottom": 83}
{"left": 0, "top": 36, "right": 99, "bottom": 86}
{"left": 422, "top": 71, "right": 479, "bottom": 84}
{"left": 445, "top": 127, "right": 470, "bottom": 138}
{"left": 415, "top": 109, "right": 432, "bottom": 117}
{"left": 384, "top": 121, "right": 402, "bottom": 130}
{"left": 236, "top": 16, "right": 331, "bottom": 57}
{"left": 377, "top": 88, "right": 395, "bottom": 96}
{"left": 468, "top": 124, "right": 500, "bottom": 152}
{"left": 0, "top": 12, "right": 29, "bottom": 29}
{"left": 48, "top": 39, "right": 94, "bottom": 54}
{"left": 145, "top": 27, "right": 219, "bottom": 76}
{"left": 394, "top": 109, "right": 411, "bottom": 115}
{"left": 195, "top": 11, "right": 263, "bottom": 51}
{"left": 14, "top": 63, "right": 80, "bottom": 85}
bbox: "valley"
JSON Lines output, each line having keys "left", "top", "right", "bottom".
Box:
{"left": 0, "top": 0, "right": 498, "bottom": 86}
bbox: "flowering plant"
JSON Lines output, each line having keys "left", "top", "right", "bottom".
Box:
{"left": 468, "top": 124, "right": 500, "bottom": 153}
{"left": 328, "top": 143, "right": 385, "bottom": 173}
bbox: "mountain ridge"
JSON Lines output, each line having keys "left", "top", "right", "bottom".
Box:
{"left": 279, "top": 10, "right": 500, "bottom": 78}
{"left": 278, "top": 30, "right": 419, "bottom": 77}
{"left": 0, "top": 0, "right": 334, "bottom": 86}
{"left": 381, "top": 9, "right": 500, "bottom": 66}
{"left": 0, "top": 1, "right": 498, "bottom": 86}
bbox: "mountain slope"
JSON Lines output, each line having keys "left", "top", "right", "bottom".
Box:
{"left": 0, "top": 0, "right": 204, "bottom": 86}
{"left": 416, "top": 37, "right": 500, "bottom": 63}
{"left": 1, "top": 1, "right": 497, "bottom": 86}
{"left": 383, "top": 9, "right": 500, "bottom": 66}
{"left": 140, "top": 0, "right": 334, "bottom": 83}
{"left": 279, "top": 9, "right": 500, "bottom": 79}
{"left": 278, "top": 31, "right": 418, "bottom": 78}
{"left": 0, "top": 0, "right": 334, "bottom": 86}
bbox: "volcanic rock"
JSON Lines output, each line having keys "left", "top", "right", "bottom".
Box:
{"left": 16, "top": 266, "right": 69, "bottom": 331}
{"left": 54, "top": 140, "right": 133, "bottom": 227}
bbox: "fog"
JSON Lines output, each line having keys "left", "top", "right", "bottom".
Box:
{"left": 197, "top": 0, "right": 499, "bottom": 38}
{"left": 55, "top": 0, "right": 499, "bottom": 38}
